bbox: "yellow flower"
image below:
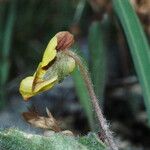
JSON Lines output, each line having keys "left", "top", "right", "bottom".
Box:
{"left": 19, "top": 32, "right": 75, "bottom": 100}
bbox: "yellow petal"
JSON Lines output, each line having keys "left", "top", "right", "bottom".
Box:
{"left": 32, "top": 62, "right": 46, "bottom": 91}
{"left": 19, "top": 76, "right": 58, "bottom": 101}
{"left": 33, "top": 76, "right": 58, "bottom": 93}
{"left": 33, "top": 62, "right": 46, "bottom": 78}
{"left": 32, "top": 62, "right": 58, "bottom": 92}
{"left": 41, "top": 36, "right": 57, "bottom": 68}
{"left": 19, "top": 76, "right": 35, "bottom": 100}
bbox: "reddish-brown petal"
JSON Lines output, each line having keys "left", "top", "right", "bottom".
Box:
{"left": 56, "top": 31, "right": 74, "bottom": 51}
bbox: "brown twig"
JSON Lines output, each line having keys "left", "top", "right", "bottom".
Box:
{"left": 64, "top": 50, "right": 118, "bottom": 150}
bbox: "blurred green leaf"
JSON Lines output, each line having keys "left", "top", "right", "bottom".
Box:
{"left": 0, "top": 0, "right": 17, "bottom": 108}
{"left": 113, "top": 0, "right": 150, "bottom": 123}
{"left": 73, "top": 0, "right": 86, "bottom": 24}
{"left": 0, "top": 61, "right": 9, "bottom": 86}
{"left": 0, "top": 3, "right": 6, "bottom": 46}
{"left": 72, "top": 61, "right": 95, "bottom": 130}
{"left": 88, "top": 21, "right": 106, "bottom": 105}
{"left": 2, "top": 0, "right": 17, "bottom": 60}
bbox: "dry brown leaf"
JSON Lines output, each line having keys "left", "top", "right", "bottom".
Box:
{"left": 22, "top": 107, "right": 61, "bottom": 132}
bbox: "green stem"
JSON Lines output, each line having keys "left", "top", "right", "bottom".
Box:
{"left": 64, "top": 50, "right": 118, "bottom": 150}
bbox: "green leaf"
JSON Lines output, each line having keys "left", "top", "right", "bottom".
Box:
{"left": 88, "top": 21, "right": 106, "bottom": 105}
{"left": 78, "top": 133, "right": 106, "bottom": 150}
{"left": 0, "top": 0, "right": 17, "bottom": 108}
{"left": 2, "top": 0, "right": 17, "bottom": 60}
{"left": 73, "top": 0, "right": 86, "bottom": 24}
{"left": 113, "top": 0, "right": 150, "bottom": 123}
{"left": 0, "top": 129, "right": 107, "bottom": 150}
{"left": 72, "top": 66, "right": 95, "bottom": 131}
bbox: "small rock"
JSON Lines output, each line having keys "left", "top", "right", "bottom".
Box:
{"left": 44, "top": 130, "right": 55, "bottom": 137}
{"left": 61, "top": 130, "right": 74, "bottom": 136}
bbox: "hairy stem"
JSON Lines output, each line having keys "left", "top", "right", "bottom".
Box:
{"left": 64, "top": 50, "right": 118, "bottom": 150}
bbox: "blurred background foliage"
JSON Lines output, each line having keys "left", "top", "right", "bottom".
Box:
{"left": 0, "top": 0, "right": 150, "bottom": 149}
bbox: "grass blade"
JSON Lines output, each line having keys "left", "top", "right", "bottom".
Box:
{"left": 113, "top": 0, "right": 150, "bottom": 123}
{"left": 0, "top": 0, "right": 17, "bottom": 108}
{"left": 2, "top": 0, "right": 17, "bottom": 83}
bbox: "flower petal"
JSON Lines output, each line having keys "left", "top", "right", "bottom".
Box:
{"left": 41, "top": 36, "right": 57, "bottom": 68}
{"left": 33, "top": 76, "right": 58, "bottom": 93}
{"left": 19, "top": 75, "right": 58, "bottom": 101}
{"left": 19, "top": 33, "right": 76, "bottom": 101}
{"left": 19, "top": 73, "right": 57, "bottom": 100}
{"left": 32, "top": 62, "right": 46, "bottom": 91}
{"left": 19, "top": 76, "right": 35, "bottom": 100}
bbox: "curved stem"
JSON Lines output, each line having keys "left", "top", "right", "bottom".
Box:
{"left": 64, "top": 50, "right": 118, "bottom": 150}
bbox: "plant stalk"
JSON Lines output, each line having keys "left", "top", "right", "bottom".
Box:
{"left": 64, "top": 50, "right": 118, "bottom": 150}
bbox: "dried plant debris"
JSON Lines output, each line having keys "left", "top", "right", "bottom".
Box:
{"left": 22, "top": 107, "right": 61, "bottom": 132}
{"left": 22, "top": 107, "right": 74, "bottom": 137}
